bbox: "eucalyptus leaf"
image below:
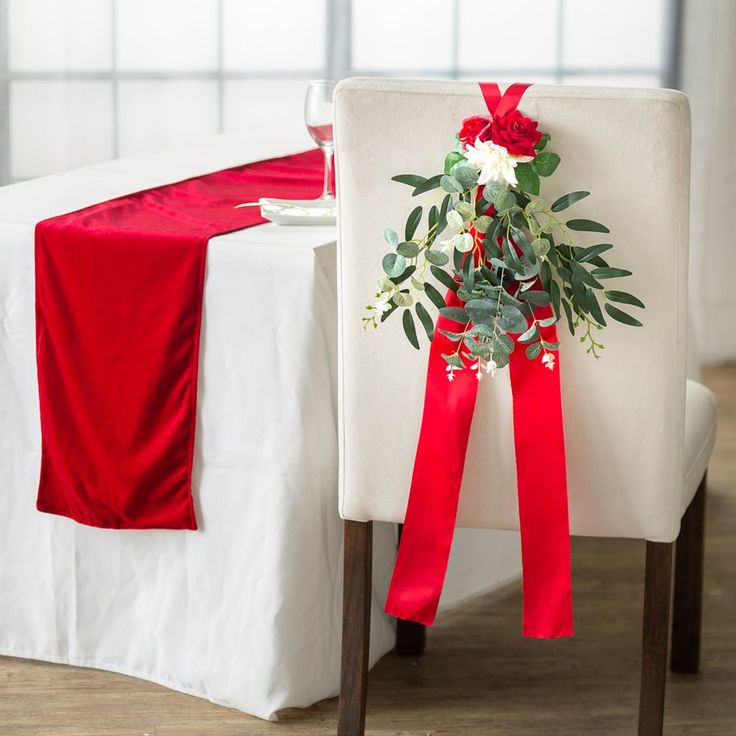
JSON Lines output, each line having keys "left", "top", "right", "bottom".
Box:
{"left": 397, "top": 241, "right": 420, "bottom": 258}
{"left": 391, "top": 174, "right": 426, "bottom": 188}
{"left": 518, "top": 323, "right": 539, "bottom": 344}
{"left": 425, "top": 249, "right": 449, "bottom": 266}
{"left": 431, "top": 265, "right": 459, "bottom": 292}
{"left": 437, "top": 194, "right": 452, "bottom": 235}
{"left": 382, "top": 252, "right": 406, "bottom": 278}
{"left": 424, "top": 282, "right": 447, "bottom": 310}
{"left": 462, "top": 255, "right": 475, "bottom": 293}
{"left": 453, "top": 166, "right": 480, "bottom": 189}
{"left": 561, "top": 299, "right": 575, "bottom": 334}
{"left": 605, "top": 303, "right": 643, "bottom": 327}
{"left": 442, "top": 353, "right": 465, "bottom": 369}
{"left": 592, "top": 267, "right": 632, "bottom": 279}
{"left": 439, "top": 306, "right": 469, "bottom": 324}
{"left": 550, "top": 280, "right": 561, "bottom": 317}
{"left": 494, "top": 333, "right": 515, "bottom": 355}
{"left": 604, "top": 290, "right": 645, "bottom": 308}
{"left": 394, "top": 291, "right": 413, "bottom": 307}
{"left": 475, "top": 215, "right": 493, "bottom": 233}
{"left": 465, "top": 299, "right": 496, "bottom": 325}
{"left": 570, "top": 260, "right": 602, "bottom": 289}
{"left": 550, "top": 191, "right": 590, "bottom": 212}
{"left": 415, "top": 302, "right": 434, "bottom": 342}
{"left": 526, "top": 342, "right": 542, "bottom": 359}
{"left": 405, "top": 206, "right": 422, "bottom": 241}
{"left": 515, "top": 163, "right": 540, "bottom": 196}
{"left": 532, "top": 152, "right": 560, "bottom": 177}
{"left": 390, "top": 265, "right": 416, "bottom": 285}
{"left": 567, "top": 218, "right": 610, "bottom": 233}
{"left": 535, "top": 133, "right": 550, "bottom": 152}
{"left": 586, "top": 288, "right": 606, "bottom": 325}
{"left": 402, "top": 309, "right": 420, "bottom": 349}
{"left": 577, "top": 243, "right": 613, "bottom": 262}
{"left": 520, "top": 290, "right": 551, "bottom": 307}
{"left": 440, "top": 175, "right": 464, "bottom": 193}
{"left": 454, "top": 201, "right": 475, "bottom": 220}
{"left": 383, "top": 228, "right": 398, "bottom": 248}
{"left": 498, "top": 304, "right": 528, "bottom": 333}
{"left": 469, "top": 323, "right": 494, "bottom": 338}
{"left": 494, "top": 188, "right": 517, "bottom": 213}
{"left": 412, "top": 174, "right": 443, "bottom": 196}
{"left": 444, "top": 151, "right": 465, "bottom": 174}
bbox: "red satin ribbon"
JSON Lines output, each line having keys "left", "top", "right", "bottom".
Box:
{"left": 385, "top": 83, "right": 573, "bottom": 638}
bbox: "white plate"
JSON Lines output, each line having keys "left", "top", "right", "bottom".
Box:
{"left": 235, "top": 197, "right": 336, "bottom": 226}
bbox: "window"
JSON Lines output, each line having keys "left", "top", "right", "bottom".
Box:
{"left": 0, "top": 0, "right": 679, "bottom": 184}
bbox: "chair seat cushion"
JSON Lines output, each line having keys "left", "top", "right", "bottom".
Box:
{"left": 682, "top": 379, "right": 717, "bottom": 511}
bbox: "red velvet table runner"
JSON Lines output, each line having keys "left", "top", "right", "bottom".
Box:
{"left": 35, "top": 149, "right": 325, "bottom": 530}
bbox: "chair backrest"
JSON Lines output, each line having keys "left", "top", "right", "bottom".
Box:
{"left": 334, "top": 78, "right": 690, "bottom": 542}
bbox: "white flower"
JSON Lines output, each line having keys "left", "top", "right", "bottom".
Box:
{"left": 542, "top": 352, "right": 556, "bottom": 371}
{"left": 373, "top": 296, "right": 391, "bottom": 314}
{"left": 485, "top": 359, "right": 498, "bottom": 377}
{"left": 446, "top": 365, "right": 456, "bottom": 382}
{"left": 463, "top": 139, "right": 533, "bottom": 188}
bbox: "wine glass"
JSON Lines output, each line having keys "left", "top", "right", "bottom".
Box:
{"left": 305, "top": 80, "right": 337, "bottom": 201}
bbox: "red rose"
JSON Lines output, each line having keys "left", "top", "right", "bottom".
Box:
{"left": 490, "top": 110, "right": 542, "bottom": 157}
{"left": 458, "top": 115, "right": 492, "bottom": 146}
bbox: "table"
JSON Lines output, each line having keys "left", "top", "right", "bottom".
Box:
{"left": 0, "top": 136, "right": 521, "bottom": 720}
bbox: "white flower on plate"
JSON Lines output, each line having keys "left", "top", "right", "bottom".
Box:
{"left": 542, "top": 352, "right": 556, "bottom": 371}
{"left": 463, "top": 140, "right": 533, "bottom": 188}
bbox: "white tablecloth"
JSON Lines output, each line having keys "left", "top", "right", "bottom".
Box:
{"left": 0, "top": 136, "right": 521, "bottom": 720}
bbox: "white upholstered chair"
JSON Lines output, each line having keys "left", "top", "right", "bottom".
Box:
{"left": 333, "top": 79, "right": 717, "bottom": 736}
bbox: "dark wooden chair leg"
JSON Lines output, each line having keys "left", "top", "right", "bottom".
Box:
{"left": 671, "top": 472, "right": 707, "bottom": 674}
{"left": 638, "top": 541, "right": 673, "bottom": 736}
{"left": 395, "top": 524, "right": 427, "bottom": 657}
{"left": 338, "top": 520, "right": 372, "bottom": 736}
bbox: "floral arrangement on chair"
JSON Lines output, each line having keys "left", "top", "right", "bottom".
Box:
{"left": 363, "top": 104, "right": 644, "bottom": 381}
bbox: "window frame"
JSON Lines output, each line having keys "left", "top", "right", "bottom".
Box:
{"left": 0, "top": 0, "right": 683, "bottom": 185}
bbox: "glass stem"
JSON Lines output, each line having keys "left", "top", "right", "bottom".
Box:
{"left": 321, "top": 144, "right": 335, "bottom": 200}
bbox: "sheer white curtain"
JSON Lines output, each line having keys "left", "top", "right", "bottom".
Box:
{"left": 682, "top": 0, "right": 736, "bottom": 363}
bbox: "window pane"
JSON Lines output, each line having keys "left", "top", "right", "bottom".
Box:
{"left": 458, "top": 0, "right": 558, "bottom": 71}
{"left": 7, "top": 0, "right": 112, "bottom": 71}
{"left": 352, "top": 0, "right": 453, "bottom": 72}
{"left": 223, "top": 0, "right": 326, "bottom": 72}
{"left": 10, "top": 81, "right": 113, "bottom": 179}
{"left": 563, "top": 0, "right": 667, "bottom": 70}
{"left": 223, "top": 80, "right": 314, "bottom": 153}
{"left": 117, "top": 81, "right": 219, "bottom": 156}
{"left": 116, "top": 0, "right": 218, "bottom": 71}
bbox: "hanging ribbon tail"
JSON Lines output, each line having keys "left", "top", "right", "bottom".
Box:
{"left": 386, "top": 81, "right": 573, "bottom": 637}
{"left": 509, "top": 310, "right": 574, "bottom": 638}
{"left": 384, "top": 290, "right": 479, "bottom": 626}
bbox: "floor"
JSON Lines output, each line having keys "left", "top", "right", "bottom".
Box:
{"left": 2, "top": 366, "right": 734, "bottom": 736}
